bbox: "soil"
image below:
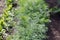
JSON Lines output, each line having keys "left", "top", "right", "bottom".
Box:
{"left": 47, "top": 12, "right": 60, "bottom": 40}
{"left": 0, "top": 0, "right": 5, "bottom": 15}
{"left": 45, "top": 0, "right": 57, "bottom": 8}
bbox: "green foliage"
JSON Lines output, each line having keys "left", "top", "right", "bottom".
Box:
{"left": 51, "top": 7, "right": 60, "bottom": 13}
{"left": 50, "top": 0, "right": 60, "bottom": 13}
{"left": 0, "top": 0, "right": 15, "bottom": 40}
{"left": 12, "top": 0, "right": 50, "bottom": 40}
{"left": 0, "top": 0, "right": 50, "bottom": 40}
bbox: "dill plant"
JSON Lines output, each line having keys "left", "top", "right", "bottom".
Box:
{"left": 12, "top": 0, "right": 50, "bottom": 40}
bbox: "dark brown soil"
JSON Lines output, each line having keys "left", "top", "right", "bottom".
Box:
{"left": 45, "top": 0, "right": 57, "bottom": 8}
{"left": 47, "top": 12, "right": 60, "bottom": 40}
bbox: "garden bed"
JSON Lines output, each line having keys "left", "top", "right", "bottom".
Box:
{"left": 0, "top": 0, "right": 60, "bottom": 40}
